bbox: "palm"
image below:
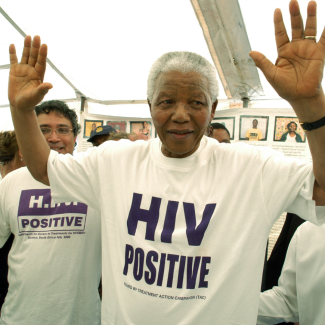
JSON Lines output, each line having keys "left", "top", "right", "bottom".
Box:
{"left": 272, "top": 41, "right": 325, "bottom": 101}
{"left": 8, "top": 36, "right": 52, "bottom": 111}
{"left": 9, "top": 64, "right": 43, "bottom": 109}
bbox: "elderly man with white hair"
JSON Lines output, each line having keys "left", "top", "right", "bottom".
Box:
{"left": 6, "top": 1, "right": 325, "bottom": 324}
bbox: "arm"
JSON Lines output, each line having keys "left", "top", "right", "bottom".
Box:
{"left": 258, "top": 129, "right": 263, "bottom": 141}
{"left": 250, "top": 0, "right": 325, "bottom": 205}
{"left": 279, "top": 133, "right": 287, "bottom": 142}
{"left": 245, "top": 129, "right": 249, "bottom": 140}
{"left": 257, "top": 233, "right": 299, "bottom": 324}
{"left": 8, "top": 36, "right": 52, "bottom": 185}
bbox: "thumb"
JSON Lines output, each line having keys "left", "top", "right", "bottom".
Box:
{"left": 249, "top": 51, "right": 276, "bottom": 82}
{"left": 33, "top": 83, "right": 53, "bottom": 103}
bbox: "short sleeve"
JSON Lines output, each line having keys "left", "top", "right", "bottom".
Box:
{"left": 261, "top": 148, "right": 325, "bottom": 226}
{"left": 48, "top": 147, "right": 103, "bottom": 210}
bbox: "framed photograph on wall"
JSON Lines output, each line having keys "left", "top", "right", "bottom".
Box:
{"left": 273, "top": 116, "right": 306, "bottom": 143}
{"left": 106, "top": 121, "right": 127, "bottom": 133}
{"left": 130, "top": 121, "right": 152, "bottom": 140}
{"left": 212, "top": 117, "right": 235, "bottom": 140}
{"left": 239, "top": 115, "right": 269, "bottom": 141}
{"left": 84, "top": 120, "right": 103, "bottom": 138}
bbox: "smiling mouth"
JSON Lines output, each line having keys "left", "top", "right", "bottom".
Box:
{"left": 51, "top": 147, "right": 64, "bottom": 152}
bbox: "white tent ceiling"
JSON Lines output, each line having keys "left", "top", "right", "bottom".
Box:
{"left": 0, "top": 0, "right": 324, "bottom": 130}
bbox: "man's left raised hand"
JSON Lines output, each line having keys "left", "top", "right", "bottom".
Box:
{"left": 250, "top": 0, "right": 325, "bottom": 108}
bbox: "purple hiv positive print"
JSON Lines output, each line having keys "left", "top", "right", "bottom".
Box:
{"left": 17, "top": 189, "right": 88, "bottom": 233}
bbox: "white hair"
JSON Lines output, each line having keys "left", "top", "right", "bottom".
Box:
{"left": 147, "top": 51, "right": 219, "bottom": 104}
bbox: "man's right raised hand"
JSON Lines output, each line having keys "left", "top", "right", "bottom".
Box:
{"left": 9, "top": 35, "right": 53, "bottom": 111}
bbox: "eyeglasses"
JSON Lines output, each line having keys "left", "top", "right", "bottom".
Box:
{"left": 40, "top": 127, "right": 74, "bottom": 136}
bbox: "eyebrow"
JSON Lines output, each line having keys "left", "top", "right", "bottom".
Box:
{"left": 39, "top": 124, "right": 70, "bottom": 128}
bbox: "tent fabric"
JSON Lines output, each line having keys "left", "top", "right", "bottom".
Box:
{"left": 1, "top": 0, "right": 325, "bottom": 132}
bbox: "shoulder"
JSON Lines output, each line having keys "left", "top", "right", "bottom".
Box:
{"left": 95, "top": 138, "right": 154, "bottom": 163}
{"left": 0, "top": 167, "right": 35, "bottom": 187}
{"left": 207, "top": 138, "right": 280, "bottom": 162}
{"left": 296, "top": 221, "right": 324, "bottom": 237}
{"left": 0, "top": 167, "right": 47, "bottom": 202}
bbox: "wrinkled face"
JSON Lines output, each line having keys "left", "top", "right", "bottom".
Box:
{"left": 212, "top": 129, "right": 231, "bottom": 143}
{"left": 92, "top": 134, "right": 110, "bottom": 147}
{"left": 288, "top": 123, "right": 297, "bottom": 132}
{"left": 37, "top": 111, "right": 76, "bottom": 155}
{"left": 253, "top": 120, "right": 258, "bottom": 128}
{"left": 149, "top": 71, "right": 217, "bottom": 158}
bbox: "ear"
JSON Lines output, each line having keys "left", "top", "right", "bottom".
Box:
{"left": 210, "top": 100, "right": 218, "bottom": 120}
{"left": 74, "top": 136, "right": 77, "bottom": 147}
{"left": 148, "top": 99, "right": 152, "bottom": 116}
{"left": 18, "top": 150, "right": 23, "bottom": 159}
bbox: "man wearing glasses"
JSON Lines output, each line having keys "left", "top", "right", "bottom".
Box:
{"left": 0, "top": 100, "right": 102, "bottom": 325}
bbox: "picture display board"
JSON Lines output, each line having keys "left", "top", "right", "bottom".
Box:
{"left": 130, "top": 121, "right": 152, "bottom": 140}
{"left": 239, "top": 115, "right": 269, "bottom": 141}
{"left": 83, "top": 120, "right": 103, "bottom": 138}
{"left": 274, "top": 117, "right": 306, "bottom": 142}
{"left": 106, "top": 121, "right": 127, "bottom": 133}
{"left": 78, "top": 114, "right": 155, "bottom": 152}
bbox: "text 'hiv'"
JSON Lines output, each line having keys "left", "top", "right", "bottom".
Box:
{"left": 127, "top": 193, "right": 216, "bottom": 246}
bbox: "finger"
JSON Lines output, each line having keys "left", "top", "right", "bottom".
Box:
{"left": 305, "top": 1, "right": 317, "bottom": 38}
{"left": 33, "top": 83, "right": 53, "bottom": 103}
{"left": 274, "top": 8, "right": 290, "bottom": 49}
{"left": 28, "top": 35, "right": 41, "bottom": 67}
{"left": 21, "top": 36, "right": 31, "bottom": 64}
{"left": 9, "top": 44, "right": 18, "bottom": 65}
{"left": 249, "top": 51, "right": 276, "bottom": 84}
{"left": 290, "top": 0, "right": 304, "bottom": 41}
{"left": 35, "top": 44, "right": 48, "bottom": 82}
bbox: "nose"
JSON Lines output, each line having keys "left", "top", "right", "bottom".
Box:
{"left": 46, "top": 130, "right": 61, "bottom": 143}
{"left": 171, "top": 103, "right": 190, "bottom": 123}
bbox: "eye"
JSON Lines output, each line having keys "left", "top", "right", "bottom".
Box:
{"left": 57, "top": 127, "right": 70, "bottom": 135}
{"left": 40, "top": 127, "right": 51, "bottom": 135}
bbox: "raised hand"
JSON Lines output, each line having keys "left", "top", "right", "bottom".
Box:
{"left": 8, "top": 35, "right": 53, "bottom": 111}
{"left": 250, "top": 0, "right": 325, "bottom": 104}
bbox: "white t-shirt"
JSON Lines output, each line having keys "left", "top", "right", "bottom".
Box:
{"left": 47, "top": 136, "right": 325, "bottom": 325}
{"left": 285, "top": 134, "right": 296, "bottom": 142}
{"left": 257, "top": 221, "right": 325, "bottom": 325}
{"left": 0, "top": 167, "right": 102, "bottom": 325}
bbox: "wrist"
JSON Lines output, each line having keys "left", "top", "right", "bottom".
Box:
{"left": 288, "top": 89, "right": 325, "bottom": 122}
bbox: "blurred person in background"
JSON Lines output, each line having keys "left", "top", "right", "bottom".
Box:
{"left": 207, "top": 122, "right": 231, "bottom": 143}
{"left": 109, "top": 132, "right": 129, "bottom": 141}
{"left": 88, "top": 125, "right": 117, "bottom": 147}
{"left": 0, "top": 131, "right": 25, "bottom": 179}
{"left": 0, "top": 131, "right": 25, "bottom": 314}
